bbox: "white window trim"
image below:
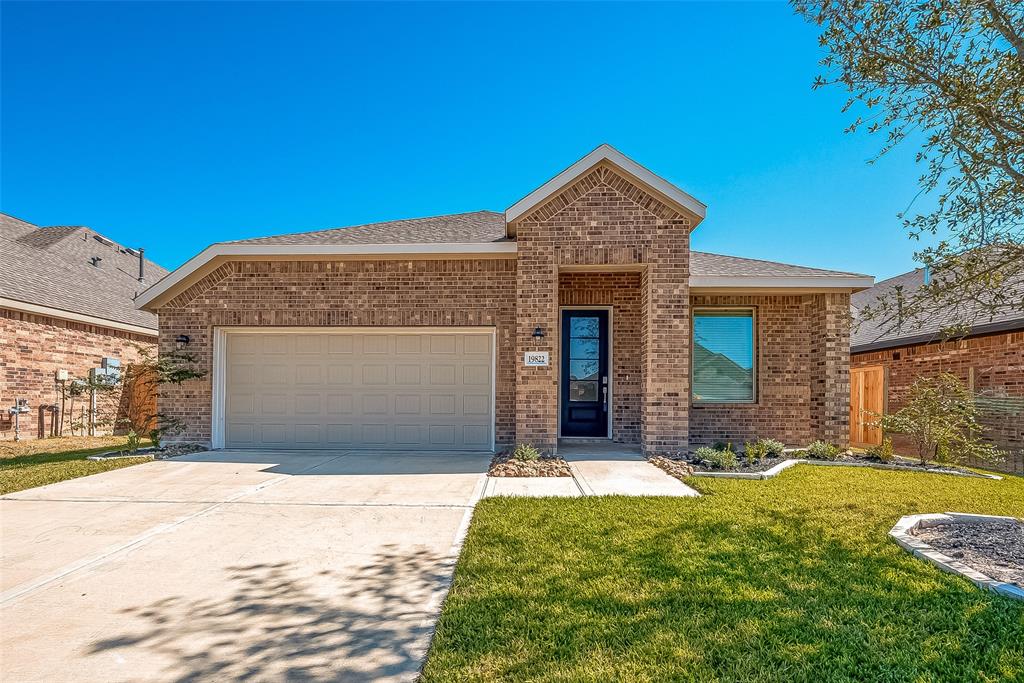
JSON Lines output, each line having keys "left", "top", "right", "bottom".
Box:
{"left": 691, "top": 307, "right": 758, "bottom": 406}
{"left": 212, "top": 326, "right": 497, "bottom": 451}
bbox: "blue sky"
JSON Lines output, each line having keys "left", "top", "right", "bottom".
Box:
{"left": 2, "top": 1, "right": 934, "bottom": 279}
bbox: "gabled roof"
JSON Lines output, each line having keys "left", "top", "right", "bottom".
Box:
{"left": 136, "top": 208, "right": 872, "bottom": 311}
{"left": 0, "top": 212, "right": 167, "bottom": 333}
{"left": 505, "top": 144, "right": 707, "bottom": 230}
{"left": 230, "top": 211, "right": 509, "bottom": 245}
{"left": 851, "top": 267, "right": 1024, "bottom": 353}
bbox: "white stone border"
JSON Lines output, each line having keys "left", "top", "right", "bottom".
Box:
{"left": 690, "top": 458, "right": 1003, "bottom": 481}
{"left": 889, "top": 512, "right": 1023, "bottom": 601}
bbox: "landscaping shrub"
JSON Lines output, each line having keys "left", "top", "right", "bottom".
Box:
{"left": 512, "top": 443, "right": 541, "bottom": 462}
{"left": 744, "top": 438, "right": 786, "bottom": 465}
{"left": 867, "top": 437, "right": 895, "bottom": 463}
{"left": 743, "top": 440, "right": 769, "bottom": 465}
{"left": 872, "top": 372, "right": 1004, "bottom": 466}
{"left": 696, "top": 446, "right": 737, "bottom": 470}
{"left": 805, "top": 440, "right": 841, "bottom": 461}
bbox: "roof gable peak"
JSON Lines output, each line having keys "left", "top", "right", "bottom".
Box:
{"left": 504, "top": 144, "right": 706, "bottom": 235}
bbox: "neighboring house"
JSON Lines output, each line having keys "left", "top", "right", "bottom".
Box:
{"left": 0, "top": 213, "right": 168, "bottom": 440}
{"left": 850, "top": 267, "right": 1024, "bottom": 473}
{"left": 136, "top": 145, "right": 873, "bottom": 454}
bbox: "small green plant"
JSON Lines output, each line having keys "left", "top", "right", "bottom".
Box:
{"left": 512, "top": 443, "right": 541, "bottom": 462}
{"left": 743, "top": 440, "right": 769, "bottom": 465}
{"left": 806, "top": 440, "right": 841, "bottom": 461}
{"left": 867, "top": 437, "right": 895, "bottom": 463}
{"left": 760, "top": 438, "right": 785, "bottom": 457}
{"left": 696, "top": 446, "right": 737, "bottom": 471}
{"left": 124, "top": 429, "right": 142, "bottom": 453}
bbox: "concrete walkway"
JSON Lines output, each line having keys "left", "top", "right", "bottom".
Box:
{"left": 1, "top": 449, "right": 490, "bottom": 682}
{"left": 484, "top": 442, "right": 699, "bottom": 498}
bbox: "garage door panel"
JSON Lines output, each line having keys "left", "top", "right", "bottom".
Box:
{"left": 262, "top": 336, "right": 289, "bottom": 355}
{"left": 225, "top": 331, "right": 493, "bottom": 450}
{"left": 463, "top": 425, "right": 490, "bottom": 448}
{"left": 327, "top": 366, "right": 353, "bottom": 385}
{"left": 262, "top": 365, "right": 288, "bottom": 385}
{"left": 326, "top": 394, "right": 354, "bottom": 415}
{"left": 295, "top": 364, "right": 323, "bottom": 385}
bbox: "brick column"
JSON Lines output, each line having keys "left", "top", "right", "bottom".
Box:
{"left": 515, "top": 240, "right": 559, "bottom": 452}
{"left": 809, "top": 293, "right": 851, "bottom": 446}
{"left": 640, "top": 223, "right": 691, "bottom": 455}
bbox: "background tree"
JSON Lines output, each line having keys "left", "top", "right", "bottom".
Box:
{"left": 792, "top": 0, "right": 1023, "bottom": 336}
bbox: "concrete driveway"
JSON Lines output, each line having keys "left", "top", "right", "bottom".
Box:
{"left": 0, "top": 449, "right": 490, "bottom": 682}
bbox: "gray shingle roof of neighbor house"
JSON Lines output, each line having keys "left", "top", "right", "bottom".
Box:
{"left": 0, "top": 212, "right": 168, "bottom": 332}
{"left": 851, "top": 266, "right": 1024, "bottom": 352}
{"left": 227, "top": 209, "right": 868, "bottom": 279}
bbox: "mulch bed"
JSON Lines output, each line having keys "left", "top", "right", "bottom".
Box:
{"left": 914, "top": 519, "right": 1024, "bottom": 588}
{"left": 647, "top": 455, "right": 695, "bottom": 479}
{"left": 489, "top": 452, "right": 572, "bottom": 477}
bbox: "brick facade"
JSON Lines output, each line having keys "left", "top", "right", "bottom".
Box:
{"left": 157, "top": 259, "right": 518, "bottom": 446}
{"left": 689, "top": 293, "right": 851, "bottom": 449}
{"left": 512, "top": 163, "right": 692, "bottom": 453}
{"left": 0, "top": 308, "right": 156, "bottom": 439}
{"left": 148, "top": 164, "right": 854, "bottom": 455}
{"left": 852, "top": 330, "right": 1024, "bottom": 474}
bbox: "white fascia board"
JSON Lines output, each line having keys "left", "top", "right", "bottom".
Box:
{"left": 506, "top": 144, "right": 707, "bottom": 224}
{"left": 689, "top": 275, "right": 875, "bottom": 291}
{"left": 135, "top": 241, "right": 518, "bottom": 310}
{"left": 0, "top": 296, "right": 158, "bottom": 336}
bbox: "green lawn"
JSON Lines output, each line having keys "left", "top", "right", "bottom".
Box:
{"left": 424, "top": 467, "right": 1024, "bottom": 682}
{"left": 0, "top": 436, "right": 151, "bottom": 495}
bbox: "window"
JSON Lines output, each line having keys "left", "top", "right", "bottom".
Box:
{"left": 692, "top": 309, "right": 755, "bottom": 403}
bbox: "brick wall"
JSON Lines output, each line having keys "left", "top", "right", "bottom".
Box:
{"left": 511, "top": 162, "right": 692, "bottom": 453}
{"left": 157, "top": 258, "right": 518, "bottom": 446}
{"left": 0, "top": 308, "right": 156, "bottom": 439}
{"left": 688, "top": 293, "right": 851, "bottom": 449}
{"left": 852, "top": 330, "right": 1024, "bottom": 474}
{"left": 559, "top": 272, "right": 643, "bottom": 443}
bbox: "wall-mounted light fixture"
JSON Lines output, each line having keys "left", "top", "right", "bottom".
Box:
{"left": 532, "top": 326, "right": 545, "bottom": 340}
{"left": 175, "top": 334, "right": 191, "bottom": 350}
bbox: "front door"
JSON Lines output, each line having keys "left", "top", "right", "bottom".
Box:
{"left": 560, "top": 310, "right": 609, "bottom": 437}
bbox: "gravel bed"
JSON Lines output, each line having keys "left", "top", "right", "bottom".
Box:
{"left": 489, "top": 453, "right": 572, "bottom": 477}
{"left": 647, "top": 455, "right": 695, "bottom": 479}
{"left": 686, "top": 451, "right": 976, "bottom": 475}
{"left": 90, "top": 443, "right": 208, "bottom": 460}
{"left": 914, "top": 519, "right": 1024, "bottom": 587}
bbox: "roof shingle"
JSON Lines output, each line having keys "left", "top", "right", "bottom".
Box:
{"left": 1, "top": 212, "right": 168, "bottom": 330}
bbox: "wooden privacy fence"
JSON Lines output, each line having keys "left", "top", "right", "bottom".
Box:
{"left": 115, "top": 365, "right": 157, "bottom": 434}
{"left": 850, "top": 365, "right": 885, "bottom": 448}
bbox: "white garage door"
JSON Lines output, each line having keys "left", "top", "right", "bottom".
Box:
{"left": 223, "top": 330, "right": 493, "bottom": 450}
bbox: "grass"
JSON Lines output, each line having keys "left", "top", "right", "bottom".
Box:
{"left": 0, "top": 436, "right": 152, "bottom": 495}
{"left": 424, "top": 467, "right": 1024, "bottom": 682}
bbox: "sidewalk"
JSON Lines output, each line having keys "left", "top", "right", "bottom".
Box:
{"left": 484, "top": 442, "right": 699, "bottom": 498}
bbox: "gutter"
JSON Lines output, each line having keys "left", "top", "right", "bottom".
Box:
{"left": 0, "top": 296, "right": 158, "bottom": 337}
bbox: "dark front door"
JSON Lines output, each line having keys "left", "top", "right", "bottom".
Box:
{"left": 560, "top": 310, "right": 609, "bottom": 437}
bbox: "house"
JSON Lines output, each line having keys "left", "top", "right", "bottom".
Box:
{"left": 136, "top": 145, "right": 873, "bottom": 454}
{"left": 0, "top": 213, "right": 168, "bottom": 440}
{"left": 850, "top": 267, "right": 1024, "bottom": 473}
